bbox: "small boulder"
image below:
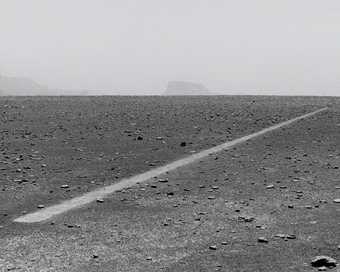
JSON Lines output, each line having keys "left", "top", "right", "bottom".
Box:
{"left": 311, "top": 256, "right": 337, "bottom": 268}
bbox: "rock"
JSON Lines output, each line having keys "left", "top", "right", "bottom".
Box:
{"left": 311, "top": 256, "right": 337, "bottom": 268}
{"left": 333, "top": 199, "right": 340, "bottom": 203}
{"left": 266, "top": 184, "right": 275, "bottom": 189}
{"left": 180, "top": 141, "right": 187, "bottom": 147}
{"left": 158, "top": 178, "right": 168, "bottom": 183}
{"left": 286, "top": 234, "right": 297, "bottom": 239}
{"left": 209, "top": 245, "right": 217, "bottom": 250}
{"left": 37, "top": 205, "right": 45, "bottom": 209}
{"left": 258, "top": 237, "right": 269, "bottom": 243}
{"left": 96, "top": 198, "right": 104, "bottom": 203}
{"left": 60, "top": 184, "right": 69, "bottom": 189}
{"left": 274, "top": 234, "right": 286, "bottom": 239}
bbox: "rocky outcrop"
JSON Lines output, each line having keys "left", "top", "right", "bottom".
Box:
{"left": 164, "top": 81, "right": 210, "bottom": 95}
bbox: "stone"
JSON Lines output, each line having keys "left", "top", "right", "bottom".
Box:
{"left": 96, "top": 198, "right": 104, "bottom": 203}
{"left": 257, "top": 237, "right": 269, "bottom": 243}
{"left": 266, "top": 184, "right": 275, "bottom": 189}
{"left": 311, "top": 256, "right": 337, "bottom": 268}
{"left": 333, "top": 199, "right": 340, "bottom": 203}
{"left": 158, "top": 178, "right": 168, "bottom": 183}
{"left": 37, "top": 204, "right": 44, "bottom": 209}
{"left": 60, "top": 184, "right": 69, "bottom": 189}
{"left": 209, "top": 245, "right": 217, "bottom": 250}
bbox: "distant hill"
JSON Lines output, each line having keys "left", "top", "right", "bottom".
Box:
{"left": 0, "top": 75, "right": 47, "bottom": 95}
{"left": 163, "top": 81, "right": 211, "bottom": 95}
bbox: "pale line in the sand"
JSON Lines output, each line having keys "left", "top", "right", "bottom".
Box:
{"left": 14, "top": 107, "right": 328, "bottom": 223}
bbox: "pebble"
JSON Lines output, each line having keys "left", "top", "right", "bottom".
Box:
{"left": 311, "top": 256, "right": 337, "bottom": 268}
{"left": 257, "top": 237, "right": 269, "bottom": 243}
{"left": 158, "top": 178, "right": 168, "bottom": 183}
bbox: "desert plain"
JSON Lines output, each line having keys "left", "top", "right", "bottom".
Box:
{"left": 0, "top": 95, "right": 339, "bottom": 271}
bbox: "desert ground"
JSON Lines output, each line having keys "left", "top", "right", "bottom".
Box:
{"left": 0, "top": 96, "right": 339, "bottom": 271}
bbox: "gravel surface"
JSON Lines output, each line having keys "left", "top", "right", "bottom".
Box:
{"left": 0, "top": 96, "right": 339, "bottom": 271}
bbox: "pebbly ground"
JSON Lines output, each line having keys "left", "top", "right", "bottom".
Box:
{"left": 0, "top": 96, "right": 339, "bottom": 271}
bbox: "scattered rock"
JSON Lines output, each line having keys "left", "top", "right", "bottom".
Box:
{"left": 311, "top": 256, "right": 337, "bottom": 268}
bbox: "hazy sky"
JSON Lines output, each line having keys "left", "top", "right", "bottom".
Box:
{"left": 1, "top": 0, "right": 340, "bottom": 95}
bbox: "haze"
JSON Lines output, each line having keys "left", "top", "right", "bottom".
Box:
{"left": 1, "top": 0, "right": 339, "bottom": 96}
